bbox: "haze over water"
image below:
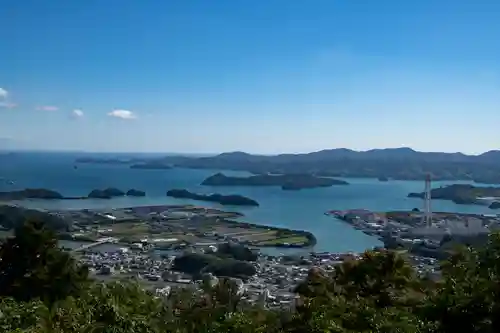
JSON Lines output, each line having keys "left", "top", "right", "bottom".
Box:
{"left": 1, "top": 152, "right": 498, "bottom": 253}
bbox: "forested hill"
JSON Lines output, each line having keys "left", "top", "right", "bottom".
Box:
{"left": 76, "top": 148, "right": 500, "bottom": 183}
{"left": 0, "top": 205, "right": 71, "bottom": 231}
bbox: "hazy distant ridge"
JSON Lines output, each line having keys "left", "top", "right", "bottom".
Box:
{"left": 210, "top": 148, "right": 500, "bottom": 163}
{"left": 171, "top": 147, "right": 500, "bottom": 167}
{"left": 74, "top": 147, "right": 500, "bottom": 183}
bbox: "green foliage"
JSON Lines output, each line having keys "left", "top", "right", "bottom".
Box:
{"left": 421, "top": 233, "right": 500, "bottom": 332}
{"left": 173, "top": 253, "right": 219, "bottom": 275}
{"left": 0, "top": 220, "right": 89, "bottom": 304}
{"left": 173, "top": 252, "right": 256, "bottom": 279}
{"left": 292, "top": 250, "right": 428, "bottom": 333}
{"left": 215, "top": 243, "right": 258, "bottom": 261}
{"left": 0, "top": 205, "right": 70, "bottom": 231}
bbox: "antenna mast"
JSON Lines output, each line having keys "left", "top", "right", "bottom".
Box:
{"left": 422, "top": 173, "right": 432, "bottom": 227}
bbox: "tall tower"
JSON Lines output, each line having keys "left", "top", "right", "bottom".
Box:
{"left": 421, "top": 173, "right": 432, "bottom": 227}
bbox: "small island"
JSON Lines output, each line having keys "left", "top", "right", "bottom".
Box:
{"left": 166, "top": 189, "right": 259, "bottom": 206}
{"left": 126, "top": 189, "right": 146, "bottom": 197}
{"left": 201, "top": 173, "right": 349, "bottom": 190}
{"left": 490, "top": 202, "right": 500, "bottom": 209}
{"left": 0, "top": 188, "right": 64, "bottom": 200}
{"left": 0, "top": 188, "right": 148, "bottom": 201}
{"left": 378, "top": 176, "right": 389, "bottom": 182}
{"left": 130, "top": 163, "right": 172, "bottom": 170}
{"left": 408, "top": 184, "right": 500, "bottom": 206}
{"left": 88, "top": 188, "right": 125, "bottom": 199}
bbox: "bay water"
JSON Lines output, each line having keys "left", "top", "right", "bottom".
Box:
{"left": 1, "top": 152, "right": 498, "bottom": 253}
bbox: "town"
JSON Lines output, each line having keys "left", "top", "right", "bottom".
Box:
{"left": 45, "top": 204, "right": 322, "bottom": 308}
{"left": 1, "top": 197, "right": 491, "bottom": 309}
{"left": 42, "top": 203, "right": 444, "bottom": 309}
{"left": 77, "top": 245, "right": 358, "bottom": 309}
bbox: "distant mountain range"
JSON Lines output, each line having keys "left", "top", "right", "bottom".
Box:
{"left": 191, "top": 148, "right": 500, "bottom": 164}
{"left": 75, "top": 147, "right": 500, "bottom": 183}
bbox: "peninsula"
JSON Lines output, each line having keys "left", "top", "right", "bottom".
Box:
{"left": 1, "top": 204, "right": 316, "bottom": 249}
{"left": 75, "top": 148, "right": 500, "bottom": 183}
{"left": 408, "top": 184, "right": 500, "bottom": 208}
{"left": 166, "top": 189, "right": 259, "bottom": 206}
{"left": 201, "top": 173, "right": 348, "bottom": 190}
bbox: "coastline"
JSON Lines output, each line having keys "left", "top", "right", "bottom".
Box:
{"left": 5, "top": 156, "right": 500, "bottom": 253}
{"left": 41, "top": 204, "right": 317, "bottom": 251}
{"left": 325, "top": 208, "right": 500, "bottom": 258}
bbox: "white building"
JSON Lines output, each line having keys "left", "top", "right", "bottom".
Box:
{"left": 131, "top": 243, "right": 143, "bottom": 249}
{"left": 117, "top": 247, "right": 129, "bottom": 254}
{"left": 155, "top": 286, "right": 171, "bottom": 298}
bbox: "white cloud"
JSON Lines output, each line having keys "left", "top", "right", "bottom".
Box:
{"left": 0, "top": 88, "right": 16, "bottom": 109}
{"left": 0, "top": 102, "right": 16, "bottom": 109}
{"left": 108, "top": 109, "right": 137, "bottom": 119}
{"left": 72, "top": 109, "right": 84, "bottom": 118}
{"left": 36, "top": 105, "right": 59, "bottom": 111}
{"left": 0, "top": 88, "right": 8, "bottom": 99}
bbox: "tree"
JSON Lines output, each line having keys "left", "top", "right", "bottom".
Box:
{"left": 296, "top": 250, "right": 419, "bottom": 308}
{"left": 0, "top": 220, "right": 89, "bottom": 304}
{"left": 293, "top": 250, "right": 427, "bottom": 333}
{"left": 421, "top": 233, "right": 500, "bottom": 333}
{"left": 0, "top": 205, "right": 71, "bottom": 231}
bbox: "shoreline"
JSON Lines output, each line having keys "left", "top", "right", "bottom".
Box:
{"left": 326, "top": 208, "right": 500, "bottom": 258}
{"left": 49, "top": 204, "right": 317, "bottom": 250}
{"left": 8, "top": 170, "right": 498, "bottom": 254}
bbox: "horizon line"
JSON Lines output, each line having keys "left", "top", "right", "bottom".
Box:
{"left": 1, "top": 147, "right": 498, "bottom": 157}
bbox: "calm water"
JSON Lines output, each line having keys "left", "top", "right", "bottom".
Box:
{"left": 2, "top": 152, "right": 498, "bottom": 253}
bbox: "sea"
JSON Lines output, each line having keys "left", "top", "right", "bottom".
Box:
{"left": 1, "top": 151, "right": 499, "bottom": 254}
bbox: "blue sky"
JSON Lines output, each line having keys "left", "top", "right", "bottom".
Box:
{"left": 1, "top": 0, "right": 499, "bottom": 154}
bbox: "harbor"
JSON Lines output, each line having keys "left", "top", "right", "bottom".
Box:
{"left": 326, "top": 175, "right": 500, "bottom": 260}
